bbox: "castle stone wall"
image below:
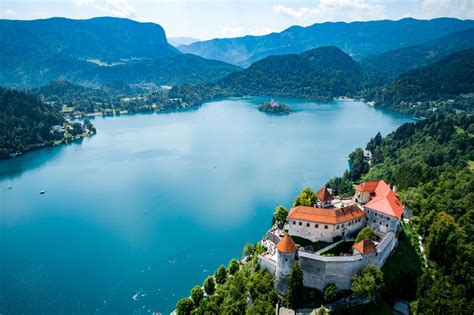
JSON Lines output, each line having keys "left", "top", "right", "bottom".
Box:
{"left": 298, "top": 232, "right": 397, "bottom": 290}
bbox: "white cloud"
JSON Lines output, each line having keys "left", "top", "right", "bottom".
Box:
{"left": 73, "top": 0, "right": 136, "bottom": 18}
{"left": 3, "top": 9, "right": 16, "bottom": 18}
{"left": 273, "top": 0, "right": 385, "bottom": 23}
{"left": 201, "top": 26, "right": 274, "bottom": 40}
{"left": 416, "top": 0, "right": 474, "bottom": 19}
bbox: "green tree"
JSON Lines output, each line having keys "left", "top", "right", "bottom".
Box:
{"left": 426, "top": 212, "right": 466, "bottom": 272}
{"left": 191, "top": 285, "right": 204, "bottom": 306}
{"left": 243, "top": 243, "right": 255, "bottom": 257}
{"left": 203, "top": 276, "right": 215, "bottom": 295}
{"left": 349, "top": 148, "right": 370, "bottom": 181}
{"left": 355, "top": 226, "right": 377, "bottom": 243}
{"left": 215, "top": 264, "right": 227, "bottom": 285}
{"left": 293, "top": 187, "right": 317, "bottom": 207}
{"left": 176, "top": 297, "right": 194, "bottom": 315}
{"left": 351, "top": 264, "right": 384, "bottom": 298}
{"left": 288, "top": 262, "right": 304, "bottom": 308}
{"left": 228, "top": 259, "right": 240, "bottom": 275}
{"left": 273, "top": 205, "right": 289, "bottom": 226}
{"left": 323, "top": 283, "right": 338, "bottom": 302}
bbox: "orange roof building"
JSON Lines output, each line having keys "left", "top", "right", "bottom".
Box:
{"left": 352, "top": 240, "right": 376, "bottom": 255}
{"left": 288, "top": 204, "right": 363, "bottom": 225}
{"left": 276, "top": 235, "right": 297, "bottom": 253}
{"left": 355, "top": 180, "right": 403, "bottom": 219}
{"left": 317, "top": 187, "right": 333, "bottom": 202}
{"left": 287, "top": 204, "right": 365, "bottom": 242}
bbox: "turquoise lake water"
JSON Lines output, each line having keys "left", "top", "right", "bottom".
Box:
{"left": 0, "top": 98, "right": 413, "bottom": 314}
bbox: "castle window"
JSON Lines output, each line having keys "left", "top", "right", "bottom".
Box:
{"left": 373, "top": 220, "right": 376, "bottom": 223}
{"left": 336, "top": 225, "right": 339, "bottom": 229}
{"left": 306, "top": 223, "right": 310, "bottom": 227}
{"left": 299, "top": 222, "right": 302, "bottom": 226}
{"left": 341, "top": 223, "right": 344, "bottom": 227}
{"left": 324, "top": 225, "right": 328, "bottom": 229}
{"left": 386, "top": 224, "right": 389, "bottom": 227}
{"left": 379, "top": 221, "right": 382, "bottom": 225}
{"left": 367, "top": 210, "right": 370, "bottom": 214}
{"left": 315, "top": 224, "right": 319, "bottom": 228}
{"left": 366, "top": 217, "right": 369, "bottom": 221}
{"left": 375, "top": 213, "right": 377, "bottom": 217}
{"left": 293, "top": 221, "right": 296, "bottom": 225}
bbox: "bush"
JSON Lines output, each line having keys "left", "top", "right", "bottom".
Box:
{"left": 355, "top": 226, "right": 377, "bottom": 243}
{"left": 228, "top": 259, "right": 240, "bottom": 275}
{"left": 243, "top": 243, "right": 255, "bottom": 257}
{"left": 351, "top": 264, "right": 384, "bottom": 298}
{"left": 191, "top": 285, "right": 204, "bottom": 305}
{"left": 176, "top": 297, "right": 194, "bottom": 315}
{"left": 204, "top": 276, "right": 215, "bottom": 295}
{"left": 215, "top": 264, "right": 227, "bottom": 285}
{"left": 323, "top": 283, "right": 338, "bottom": 302}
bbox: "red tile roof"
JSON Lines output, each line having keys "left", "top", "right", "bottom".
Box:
{"left": 288, "top": 204, "right": 364, "bottom": 225}
{"left": 353, "top": 240, "right": 376, "bottom": 255}
{"left": 317, "top": 187, "right": 333, "bottom": 202}
{"left": 355, "top": 181, "right": 379, "bottom": 193}
{"left": 363, "top": 180, "right": 404, "bottom": 219}
{"left": 277, "top": 235, "right": 297, "bottom": 253}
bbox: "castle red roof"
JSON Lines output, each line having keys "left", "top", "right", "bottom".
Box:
{"left": 276, "top": 235, "right": 297, "bottom": 253}
{"left": 288, "top": 204, "right": 363, "bottom": 225}
{"left": 357, "top": 180, "right": 404, "bottom": 219}
{"left": 353, "top": 240, "right": 376, "bottom": 255}
{"left": 355, "top": 181, "right": 379, "bottom": 193}
{"left": 317, "top": 187, "right": 333, "bottom": 202}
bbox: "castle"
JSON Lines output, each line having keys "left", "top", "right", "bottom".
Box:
{"left": 258, "top": 180, "right": 403, "bottom": 294}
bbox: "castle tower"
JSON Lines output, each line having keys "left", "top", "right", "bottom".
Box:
{"left": 275, "top": 234, "right": 297, "bottom": 295}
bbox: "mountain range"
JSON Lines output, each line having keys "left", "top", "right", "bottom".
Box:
{"left": 0, "top": 17, "right": 240, "bottom": 88}
{"left": 361, "top": 27, "right": 474, "bottom": 83}
{"left": 179, "top": 18, "right": 474, "bottom": 67}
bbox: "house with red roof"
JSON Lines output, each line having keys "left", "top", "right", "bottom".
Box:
{"left": 355, "top": 180, "right": 403, "bottom": 234}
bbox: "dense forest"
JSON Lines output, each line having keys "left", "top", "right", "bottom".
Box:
{"left": 0, "top": 87, "right": 95, "bottom": 158}
{"left": 328, "top": 114, "right": 474, "bottom": 313}
{"left": 365, "top": 49, "right": 474, "bottom": 118}
{"left": 215, "top": 46, "right": 369, "bottom": 101}
{"left": 360, "top": 27, "right": 474, "bottom": 83}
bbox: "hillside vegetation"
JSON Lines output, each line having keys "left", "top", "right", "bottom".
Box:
{"left": 361, "top": 27, "right": 474, "bottom": 83}
{"left": 367, "top": 49, "right": 474, "bottom": 117}
{"left": 0, "top": 87, "right": 95, "bottom": 158}
{"left": 329, "top": 114, "right": 474, "bottom": 313}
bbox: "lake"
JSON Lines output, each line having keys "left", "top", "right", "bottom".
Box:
{"left": 0, "top": 98, "right": 413, "bottom": 314}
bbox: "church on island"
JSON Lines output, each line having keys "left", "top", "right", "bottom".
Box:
{"left": 258, "top": 180, "right": 404, "bottom": 294}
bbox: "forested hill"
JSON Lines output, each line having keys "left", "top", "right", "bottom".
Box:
{"left": 213, "top": 46, "right": 367, "bottom": 101}
{"left": 179, "top": 18, "right": 474, "bottom": 67}
{"left": 0, "top": 87, "right": 94, "bottom": 158}
{"left": 0, "top": 17, "right": 241, "bottom": 88}
{"left": 361, "top": 27, "right": 474, "bottom": 83}
{"left": 326, "top": 114, "right": 474, "bottom": 313}
{"left": 367, "top": 48, "right": 474, "bottom": 117}
{"left": 0, "top": 17, "right": 177, "bottom": 61}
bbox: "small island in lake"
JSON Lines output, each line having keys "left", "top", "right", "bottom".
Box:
{"left": 257, "top": 99, "right": 291, "bottom": 114}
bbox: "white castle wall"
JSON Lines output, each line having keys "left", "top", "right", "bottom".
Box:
{"left": 298, "top": 232, "right": 397, "bottom": 290}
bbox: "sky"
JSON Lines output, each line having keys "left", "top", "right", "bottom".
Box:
{"left": 1, "top": 0, "right": 473, "bottom": 40}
